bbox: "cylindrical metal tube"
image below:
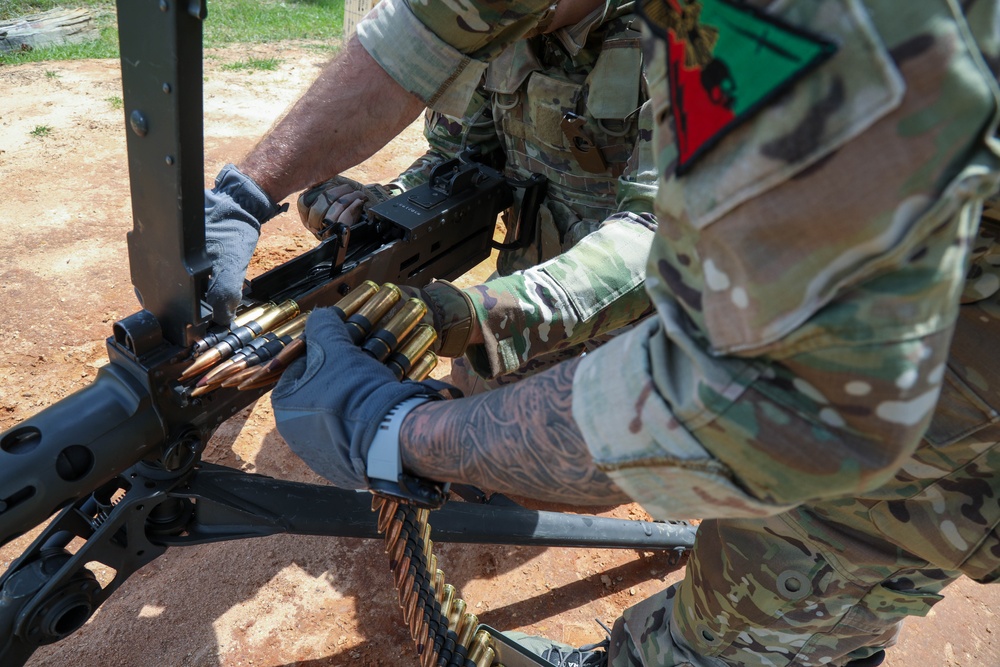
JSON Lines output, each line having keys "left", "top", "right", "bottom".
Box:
{"left": 345, "top": 283, "right": 402, "bottom": 344}
{"left": 457, "top": 613, "right": 479, "bottom": 649}
{"left": 192, "top": 302, "right": 271, "bottom": 355}
{"left": 434, "top": 570, "right": 446, "bottom": 603}
{"left": 467, "top": 630, "right": 492, "bottom": 664}
{"left": 331, "top": 280, "right": 379, "bottom": 320}
{"left": 448, "top": 598, "right": 466, "bottom": 633}
{"left": 440, "top": 583, "right": 456, "bottom": 621}
{"left": 362, "top": 299, "right": 428, "bottom": 362}
{"left": 387, "top": 325, "right": 438, "bottom": 380}
{"left": 254, "top": 299, "right": 301, "bottom": 333}
{"left": 407, "top": 351, "right": 439, "bottom": 382}
{"left": 271, "top": 311, "right": 309, "bottom": 338}
{"left": 476, "top": 646, "right": 496, "bottom": 667}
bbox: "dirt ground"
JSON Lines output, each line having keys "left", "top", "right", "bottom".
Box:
{"left": 0, "top": 42, "right": 998, "bottom": 667}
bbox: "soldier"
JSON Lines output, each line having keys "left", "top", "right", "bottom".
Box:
{"left": 292, "top": 1, "right": 658, "bottom": 394}
{"left": 206, "top": 2, "right": 660, "bottom": 401}
{"left": 265, "top": 1, "right": 1000, "bottom": 667}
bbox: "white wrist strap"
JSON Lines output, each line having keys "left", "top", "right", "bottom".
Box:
{"left": 366, "top": 396, "right": 432, "bottom": 484}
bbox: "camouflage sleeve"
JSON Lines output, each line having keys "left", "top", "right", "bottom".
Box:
{"left": 460, "top": 101, "right": 659, "bottom": 379}
{"left": 571, "top": 1, "right": 1000, "bottom": 521}
{"left": 392, "top": 89, "right": 502, "bottom": 192}
{"left": 356, "top": 0, "right": 552, "bottom": 117}
{"left": 463, "top": 212, "right": 656, "bottom": 378}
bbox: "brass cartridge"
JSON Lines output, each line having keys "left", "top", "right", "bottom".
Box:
{"left": 191, "top": 302, "right": 271, "bottom": 356}
{"left": 448, "top": 598, "right": 467, "bottom": 633}
{"left": 434, "top": 570, "right": 446, "bottom": 603}
{"left": 406, "top": 351, "right": 439, "bottom": 382}
{"left": 440, "top": 584, "right": 456, "bottom": 621}
{"left": 476, "top": 646, "right": 496, "bottom": 667}
{"left": 345, "top": 283, "right": 402, "bottom": 344}
{"left": 331, "top": 280, "right": 379, "bottom": 320}
{"left": 378, "top": 499, "right": 399, "bottom": 534}
{"left": 362, "top": 298, "right": 428, "bottom": 362}
{"left": 387, "top": 325, "right": 438, "bottom": 380}
{"left": 235, "top": 337, "right": 306, "bottom": 390}
{"left": 271, "top": 311, "right": 309, "bottom": 338}
{"left": 426, "top": 555, "right": 438, "bottom": 587}
{"left": 457, "top": 613, "right": 479, "bottom": 649}
{"left": 467, "top": 630, "right": 493, "bottom": 665}
{"left": 181, "top": 300, "right": 298, "bottom": 381}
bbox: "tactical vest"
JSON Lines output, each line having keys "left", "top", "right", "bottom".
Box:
{"left": 484, "top": 4, "right": 646, "bottom": 275}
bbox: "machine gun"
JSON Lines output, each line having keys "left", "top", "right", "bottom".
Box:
{"left": 0, "top": 1, "right": 696, "bottom": 665}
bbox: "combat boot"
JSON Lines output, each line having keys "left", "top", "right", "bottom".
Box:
{"left": 504, "top": 631, "right": 609, "bottom": 667}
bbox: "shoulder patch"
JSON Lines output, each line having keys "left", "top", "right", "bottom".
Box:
{"left": 639, "top": 0, "right": 836, "bottom": 174}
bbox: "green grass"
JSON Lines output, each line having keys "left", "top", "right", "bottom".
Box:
{"left": 30, "top": 125, "right": 51, "bottom": 137}
{"left": 220, "top": 56, "right": 280, "bottom": 72}
{"left": 0, "top": 0, "right": 344, "bottom": 65}
{"left": 106, "top": 94, "right": 122, "bottom": 109}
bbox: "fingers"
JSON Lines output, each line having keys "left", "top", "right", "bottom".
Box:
{"left": 299, "top": 182, "right": 368, "bottom": 237}
{"left": 337, "top": 197, "right": 366, "bottom": 226}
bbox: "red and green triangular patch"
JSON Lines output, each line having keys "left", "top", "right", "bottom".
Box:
{"left": 640, "top": 0, "right": 836, "bottom": 173}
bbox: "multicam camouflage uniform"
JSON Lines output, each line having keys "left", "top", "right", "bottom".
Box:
{"left": 366, "top": 2, "right": 658, "bottom": 388}
{"left": 359, "top": 0, "right": 1000, "bottom": 665}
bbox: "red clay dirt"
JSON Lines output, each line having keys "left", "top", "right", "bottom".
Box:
{"left": 0, "top": 43, "right": 997, "bottom": 667}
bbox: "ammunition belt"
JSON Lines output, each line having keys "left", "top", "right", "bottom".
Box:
{"left": 182, "top": 284, "right": 503, "bottom": 664}
{"left": 373, "top": 497, "right": 503, "bottom": 667}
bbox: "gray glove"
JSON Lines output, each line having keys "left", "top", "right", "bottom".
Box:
{"left": 271, "top": 307, "right": 444, "bottom": 490}
{"left": 204, "top": 164, "right": 285, "bottom": 324}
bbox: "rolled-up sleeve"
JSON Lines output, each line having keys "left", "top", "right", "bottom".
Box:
{"left": 357, "top": 0, "right": 551, "bottom": 117}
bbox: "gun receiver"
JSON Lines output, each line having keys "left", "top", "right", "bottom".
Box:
{"left": 0, "top": 1, "right": 697, "bottom": 664}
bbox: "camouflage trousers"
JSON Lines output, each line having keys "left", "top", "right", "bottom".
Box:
{"left": 606, "top": 510, "right": 963, "bottom": 667}
{"left": 607, "top": 437, "right": 1000, "bottom": 666}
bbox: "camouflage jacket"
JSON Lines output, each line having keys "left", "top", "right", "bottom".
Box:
{"left": 358, "top": 3, "right": 1000, "bottom": 663}
{"left": 361, "top": 1, "right": 658, "bottom": 379}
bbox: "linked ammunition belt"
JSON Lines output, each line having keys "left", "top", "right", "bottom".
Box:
{"left": 373, "top": 497, "right": 504, "bottom": 667}
{"left": 181, "top": 284, "right": 508, "bottom": 665}
{"left": 179, "top": 280, "right": 438, "bottom": 395}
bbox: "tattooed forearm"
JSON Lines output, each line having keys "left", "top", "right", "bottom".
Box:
{"left": 400, "top": 357, "right": 630, "bottom": 505}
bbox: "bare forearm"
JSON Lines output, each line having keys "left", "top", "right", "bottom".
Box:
{"left": 239, "top": 37, "right": 425, "bottom": 202}
{"left": 400, "top": 357, "right": 629, "bottom": 505}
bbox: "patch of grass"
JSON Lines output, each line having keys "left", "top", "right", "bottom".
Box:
{"left": 0, "top": 23, "right": 119, "bottom": 65}
{"left": 44, "top": 69, "right": 59, "bottom": 77}
{"left": 221, "top": 56, "right": 280, "bottom": 72}
{"left": 0, "top": 0, "right": 345, "bottom": 65}
{"left": 30, "top": 125, "right": 51, "bottom": 137}
{"left": 106, "top": 94, "right": 122, "bottom": 109}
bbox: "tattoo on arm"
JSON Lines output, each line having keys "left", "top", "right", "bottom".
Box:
{"left": 400, "top": 357, "right": 629, "bottom": 505}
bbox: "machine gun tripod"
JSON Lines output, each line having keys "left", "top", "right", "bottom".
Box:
{"left": 0, "top": 1, "right": 696, "bottom": 664}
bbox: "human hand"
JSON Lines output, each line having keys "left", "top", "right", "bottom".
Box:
{"left": 403, "top": 281, "right": 481, "bottom": 357}
{"left": 270, "top": 307, "right": 442, "bottom": 490}
{"left": 204, "top": 164, "right": 286, "bottom": 324}
{"left": 297, "top": 176, "right": 398, "bottom": 240}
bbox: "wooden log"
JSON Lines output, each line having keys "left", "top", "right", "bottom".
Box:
{"left": 0, "top": 8, "right": 97, "bottom": 54}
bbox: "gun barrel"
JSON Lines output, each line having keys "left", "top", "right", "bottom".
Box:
{"left": 0, "top": 364, "right": 164, "bottom": 548}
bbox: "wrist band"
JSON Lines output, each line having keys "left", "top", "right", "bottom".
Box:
{"left": 366, "top": 396, "right": 433, "bottom": 484}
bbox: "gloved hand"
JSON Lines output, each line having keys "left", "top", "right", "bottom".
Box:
{"left": 271, "top": 307, "right": 443, "bottom": 490}
{"left": 297, "top": 176, "right": 399, "bottom": 240}
{"left": 204, "top": 164, "right": 286, "bottom": 324}
{"left": 402, "top": 281, "right": 480, "bottom": 358}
